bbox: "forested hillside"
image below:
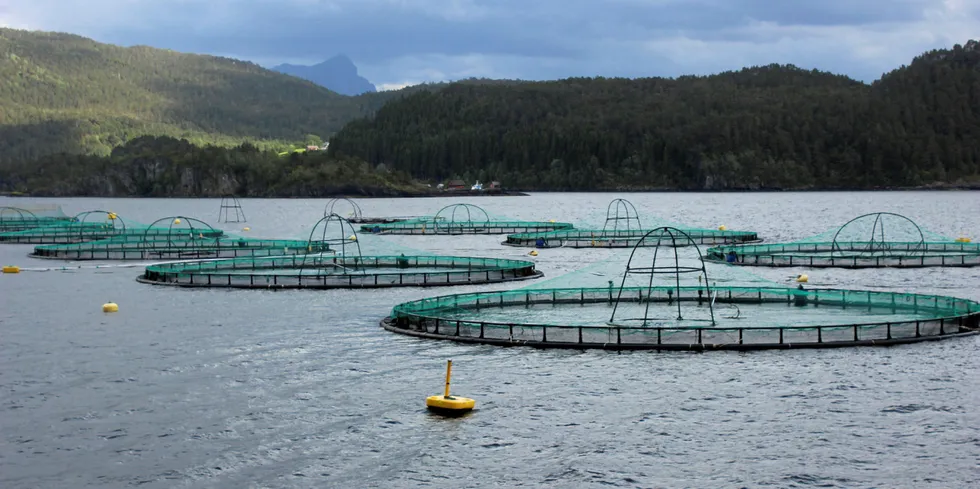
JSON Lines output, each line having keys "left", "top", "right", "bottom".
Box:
{"left": 0, "top": 28, "right": 382, "bottom": 162}
{"left": 0, "top": 136, "right": 427, "bottom": 197}
{"left": 329, "top": 41, "right": 980, "bottom": 190}
{"left": 3, "top": 27, "right": 979, "bottom": 195}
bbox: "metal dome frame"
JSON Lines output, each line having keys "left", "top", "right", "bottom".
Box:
{"left": 299, "top": 213, "right": 364, "bottom": 276}
{"left": 830, "top": 212, "right": 926, "bottom": 256}
{"left": 609, "top": 226, "right": 716, "bottom": 327}
{"left": 68, "top": 210, "right": 126, "bottom": 240}
{"left": 0, "top": 206, "right": 37, "bottom": 222}
{"left": 432, "top": 203, "right": 491, "bottom": 233}
{"left": 142, "top": 216, "right": 218, "bottom": 249}
{"left": 218, "top": 195, "right": 247, "bottom": 223}
{"left": 324, "top": 197, "right": 364, "bottom": 221}
{"left": 601, "top": 198, "right": 642, "bottom": 232}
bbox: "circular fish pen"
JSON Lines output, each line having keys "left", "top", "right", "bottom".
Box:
{"left": 324, "top": 198, "right": 417, "bottom": 224}
{"left": 361, "top": 203, "right": 573, "bottom": 235}
{"left": 31, "top": 235, "right": 325, "bottom": 261}
{"left": 382, "top": 227, "right": 980, "bottom": 350}
{"left": 503, "top": 199, "right": 758, "bottom": 248}
{"left": 0, "top": 211, "right": 224, "bottom": 244}
{"left": 505, "top": 228, "right": 761, "bottom": 248}
{"left": 137, "top": 214, "right": 543, "bottom": 288}
{"left": 705, "top": 212, "right": 980, "bottom": 268}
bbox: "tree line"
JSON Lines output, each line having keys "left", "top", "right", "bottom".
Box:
{"left": 328, "top": 41, "right": 980, "bottom": 190}
{"left": 0, "top": 136, "right": 426, "bottom": 197}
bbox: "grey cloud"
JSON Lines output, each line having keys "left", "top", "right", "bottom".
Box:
{"left": 5, "top": 0, "right": 975, "bottom": 84}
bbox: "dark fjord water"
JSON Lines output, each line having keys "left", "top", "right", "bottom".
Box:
{"left": 1, "top": 192, "right": 979, "bottom": 488}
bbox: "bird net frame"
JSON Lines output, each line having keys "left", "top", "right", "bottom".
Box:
{"left": 705, "top": 212, "right": 980, "bottom": 268}
{"left": 608, "top": 227, "right": 716, "bottom": 327}
{"left": 0, "top": 205, "right": 72, "bottom": 232}
{"left": 324, "top": 197, "right": 364, "bottom": 221}
{"left": 68, "top": 210, "right": 126, "bottom": 240}
{"left": 381, "top": 285, "right": 980, "bottom": 351}
{"left": 0, "top": 206, "right": 42, "bottom": 232}
{"left": 361, "top": 203, "right": 574, "bottom": 235}
{"left": 602, "top": 198, "right": 642, "bottom": 232}
{"left": 141, "top": 216, "right": 222, "bottom": 249}
{"left": 297, "top": 213, "right": 363, "bottom": 275}
{"left": 433, "top": 203, "right": 490, "bottom": 234}
{"left": 217, "top": 195, "right": 247, "bottom": 223}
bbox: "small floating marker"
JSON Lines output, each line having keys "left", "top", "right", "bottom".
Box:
{"left": 173, "top": 218, "right": 181, "bottom": 225}
{"left": 102, "top": 302, "right": 119, "bottom": 313}
{"left": 549, "top": 219, "right": 556, "bottom": 223}
{"left": 107, "top": 212, "right": 117, "bottom": 220}
{"left": 796, "top": 274, "right": 809, "bottom": 283}
{"left": 426, "top": 360, "right": 475, "bottom": 416}
{"left": 243, "top": 227, "right": 250, "bottom": 232}
{"left": 955, "top": 237, "right": 971, "bottom": 243}
{"left": 348, "top": 235, "right": 357, "bottom": 241}
{"left": 2, "top": 265, "right": 20, "bottom": 274}
{"left": 718, "top": 225, "right": 728, "bottom": 231}
{"left": 529, "top": 250, "right": 538, "bottom": 256}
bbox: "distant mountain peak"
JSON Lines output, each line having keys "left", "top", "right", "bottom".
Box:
{"left": 273, "top": 55, "right": 376, "bottom": 96}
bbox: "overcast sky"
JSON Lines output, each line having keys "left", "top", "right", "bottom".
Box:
{"left": 2, "top": 0, "right": 978, "bottom": 89}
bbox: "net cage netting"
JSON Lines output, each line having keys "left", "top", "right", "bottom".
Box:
{"left": 217, "top": 196, "right": 247, "bottom": 223}
{"left": 30, "top": 215, "right": 327, "bottom": 261}
{"left": 382, "top": 226, "right": 980, "bottom": 350}
{"left": 137, "top": 214, "right": 544, "bottom": 289}
{"left": 360, "top": 203, "right": 574, "bottom": 235}
{"left": 502, "top": 198, "right": 760, "bottom": 248}
{"left": 704, "top": 212, "right": 980, "bottom": 268}
{"left": 0, "top": 211, "right": 225, "bottom": 245}
{"left": 0, "top": 205, "right": 72, "bottom": 232}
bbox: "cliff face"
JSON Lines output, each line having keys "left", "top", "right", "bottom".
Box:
{"left": 273, "top": 55, "right": 377, "bottom": 95}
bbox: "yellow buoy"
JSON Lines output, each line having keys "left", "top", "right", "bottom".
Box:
{"left": 796, "top": 274, "right": 809, "bottom": 283}
{"left": 243, "top": 227, "right": 250, "bottom": 231}
{"left": 173, "top": 218, "right": 181, "bottom": 225}
{"left": 348, "top": 235, "right": 357, "bottom": 241}
{"left": 2, "top": 265, "right": 20, "bottom": 274}
{"left": 426, "top": 360, "right": 475, "bottom": 415}
{"left": 107, "top": 212, "right": 117, "bottom": 220}
{"left": 102, "top": 302, "right": 119, "bottom": 313}
{"left": 955, "top": 237, "right": 971, "bottom": 243}
{"left": 718, "top": 225, "right": 728, "bottom": 231}
{"left": 529, "top": 250, "right": 538, "bottom": 256}
{"left": 549, "top": 219, "right": 556, "bottom": 223}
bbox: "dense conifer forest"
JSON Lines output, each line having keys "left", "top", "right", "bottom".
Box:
{"left": 1, "top": 26, "right": 978, "bottom": 195}
{"left": 329, "top": 41, "right": 980, "bottom": 190}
